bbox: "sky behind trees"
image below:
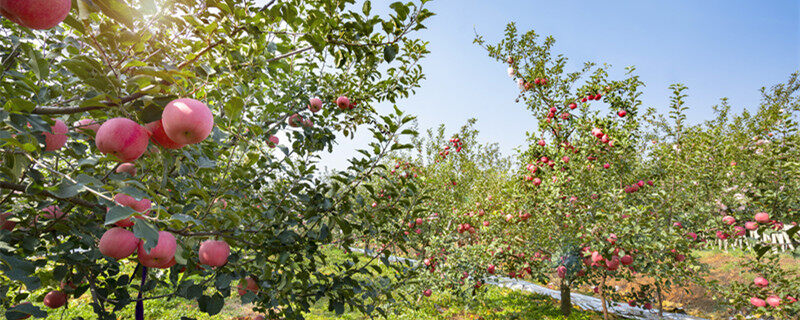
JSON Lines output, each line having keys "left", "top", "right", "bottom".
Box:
{"left": 315, "top": 0, "right": 799, "bottom": 170}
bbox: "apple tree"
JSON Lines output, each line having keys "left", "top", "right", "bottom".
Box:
{"left": 0, "top": 0, "right": 435, "bottom": 319}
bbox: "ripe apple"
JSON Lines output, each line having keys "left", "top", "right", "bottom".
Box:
{"left": 568, "top": 103, "right": 577, "bottom": 109}
{"left": 0, "top": 212, "right": 16, "bottom": 231}
{"left": 750, "top": 297, "right": 766, "bottom": 307}
{"left": 537, "top": 139, "right": 546, "bottom": 146}
{"left": 40, "top": 205, "right": 64, "bottom": 219}
{"left": 605, "top": 255, "right": 620, "bottom": 271}
{"left": 754, "top": 212, "right": 770, "bottom": 224}
{"left": 621, "top": 255, "right": 633, "bottom": 266}
{"left": 99, "top": 227, "right": 139, "bottom": 259}
{"left": 308, "top": 98, "right": 323, "bottom": 113}
{"left": 43, "top": 119, "right": 68, "bottom": 151}
{"left": 766, "top": 295, "right": 781, "bottom": 307}
{"left": 754, "top": 276, "right": 769, "bottom": 288}
{"left": 237, "top": 277, "right": 259, "bottom": 296}
{"left": 43, "top": 290, "right": 67, "bottom": 309}
{"left": 734, "top": 226, "right": 746, "bottom": 236}
{"left": 95, "top": 118, "right": 150, "bottom": 162}
{"left": 336, "top": 96, "right": 351, "bottom": 110}
{"left": 487, "top": 264, "right": 496, "bottom": 274}
{"left": 745, "top": 221, "right": 758, "bottom": 230}
{"left": 267, "top": 135, "right": 279, "bottom": 148}
{"left": 162, "top": 98, "right": 214, "bottom": 144}
{"left": 722, "top": 215, "right": 736, "bottom": 225}
{"left": 145, "top": 120, "right": 185, "bottom": 149}
{"left": 198, "top": 239, "right": 230, "bottom": 267}
{"left": 74, "top": 119, "right": 100, "bottom": 136}
{"left": 0, "top": 0, "right": 71, "bottom": 30}
{"left": 116, "top": 163, "right": 136, "bottom": 176}
{"left": 287, "top": 114, "right": 303, "bottom": 127}
{"left": 137, "top": 231, "right": 177, "bottom": 268}
{"left": 423, "top": 289, "right": 432, "bottom": 297}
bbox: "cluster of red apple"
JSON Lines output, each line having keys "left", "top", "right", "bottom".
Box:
{"left": 581, "top": 239, "right": 635, "bottom": 274}
{"left": 749, "top": 276, "right": 796, "bottom": 308}
{"left": 436, "top": 137, "right": 463, "bottom": 161}
{"left": 389, "top": 160, "right": 419, "bottom": 179}
{"left": 623, "top": 179, "right": 653, "bottom": 193}
{"left": 456, "top": 222, "right": 476, "bottom": 234}
{"left": 717, "top": 212, "right": 780, "bottom": 241}
{"left": 590, "top": 127, "right": 616, "bottom": 148}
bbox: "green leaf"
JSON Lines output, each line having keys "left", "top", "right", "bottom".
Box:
{"left": 383, "top": 44, "right": 398, "bottom": 63}
{"left": 224, "top": 97, "right": 244, "bottom": 121}
{"left": 5, "top": 302, "right": 47, "bottom": 320}
{"left": 93, "top": 0, "right": 140, "bottom": 29}
{"left": 105, "top": 206, "right": 138, "bottom": 226}
{"left": 3, "top": 98, "right": 36, "bottom": 113}
{"left": 198, "top": 293, "right": 225, "bottom": 315}
{"left": 133, "top": 219, "right": 160, "bottom": 252}
{"left": 52, "top": 180, "right": 85, "bottom": 198}
{"left": 362, "top": 1, "right": 372, "bottom": 15}
{"left": 0, "top": 253, "right": 41, "bottom": 290}
{"left": 119, "top": 186, "right": 149, "bottom": 200}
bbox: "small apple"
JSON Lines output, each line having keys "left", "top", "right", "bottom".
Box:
{"left": 336, "top": 96, "right": 351, "bottom": 110}
{"left": 0, "top": 0, "right": 71, "bottom": 30}
{"left": 74, "top": 119, "right": 100, "bottom": 136}
{"left": 308, "top": 98, "right": 323, "bottom": 113}
{"left": 43, "top": 119, "right": 68, "bottom": 151}
{"left": 754, "top": 276, "right": 769, "bottom": 288}
{"left": 95, "top": 118, "right": 150, "bottom": 162}
{"left": 145, "top": 120, "right": 185, "bottom": 149}
{"left": 750, "top": 297, "right": 766, "bottom": 307}
{"left": 237, "top": 277, "right": 259, "bottom": 296}
{"left": 116, "top": 163, "right": 137, "bottom": 176}
{"left": 198, "top": 239, "right": 230, "bottom": 267}
{"left": 617, "top": 110, "right": 627, "bottom": 117}
{"left": 137, "top": 231, "right": 177, "bottom": 268}
{"left": 267, "top": 135, "right": 279, "bottom": 148}
{"left": 99, "top": 227, "right": 139, "bottom": 259}
{"left": 754, "top": 212, "right": 770, "bottom": 224}
{"left": 43, "top": 290, "right": 67, "bottom": 309}
{"left": 162, "top": 98, "right": 214, "bottom": 145}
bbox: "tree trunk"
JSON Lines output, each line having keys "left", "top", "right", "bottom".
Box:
{"left": 657, "top": 282, "right": 664, "bottom": 317}
{"left": 559, "top": 280, "right": 572, "bottom": 316}
{"left": 600, "top": 276, "right": 610, "bottom": 320}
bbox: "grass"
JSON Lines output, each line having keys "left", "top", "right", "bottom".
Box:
{"left": 304, "top": 286, "right": 599, "bottom": 320}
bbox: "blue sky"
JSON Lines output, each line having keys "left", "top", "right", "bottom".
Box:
{"left": 322, "top": 1, "right": 800, "bottom": 170}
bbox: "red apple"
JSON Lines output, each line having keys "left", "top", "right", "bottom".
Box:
{"left": 754, "top": 276, "right": 769, "bottom": 288}
{"left": 98, "top": 227, "right": 139, "bottom": 259}
{"left": 43, "top": 119, "right": 68, "bottom": 151}
{"left": 754, "top": 212, "right": 770, "bottom": 224}
{"left": 74, "top": 119, "right": 100, "bottom": 136}
{"left": 116, "top": 163, "right": 137, "bottom": 176}
{"left": 568, "top": 103, "right": 577, "bottom": 109}
{"left": 162, "top": 98, "right": 214, "bottom": 144}
{"left": 237, "top": 277, "right": 259, "bottom": 296}
{"left": 766, "top": 295, "right": 780, "bottom": 307}
{"left": 722, "top": 215, "right": 736, "bottom": 225}
{"left": 621, "top": 255, "right": 633, "bottom": 266}
{"left": 198, "top": 239, "right": 230, "bottom": 267}
{"left": 145, "top": 120, "right": 185, "bottom": 149}
{"left": 287, "top": 114, "right": 303, "bottom": 127}
{"left": 617, "top": 110, "right": 627, "bottom": 117}
{"left": 1, "top": 212, "right": 16, "bottom": 231}
{"left": 745, "top": 221, "right": 758, "bottom": 230}
{"left": 137, "top": 231, "right": 177, "bottom": 268}
{"left": 556, "top": 265, "right": 566, "bottom": 278}
{"left": 750, "top": 297, "right": 766, "bottom": 307}
{"left": 43, "top": 290, "right": 67, "bottom": 309}
{"left": 423, "top": 289, "right": 432, "bottom": 297}
{"left": 308, "top": 98, "right": 322, "bottom": 113}
{"left": 40, "top": 205, "right": 64, "bottom": 219}
{"left": 0, "top": 0, "right": 71, "bottom": 30}
{"left": 95, "top": 118, "right": 150, "bottom": 162}
{"left": 267, "top": 135, "right": 279, "bottom": 148}
{"left": 336, "top": 96, "right": 350, "bottom": 110}
{"left": 537, "top": 139, "right": 546, "bottom": 146}
{"left": 487, "top": 264, "right": 495, "bottom": 274}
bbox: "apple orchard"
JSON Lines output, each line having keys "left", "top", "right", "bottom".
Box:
{"left": 0, "top": 1, "right": 799, "bottom": 320}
